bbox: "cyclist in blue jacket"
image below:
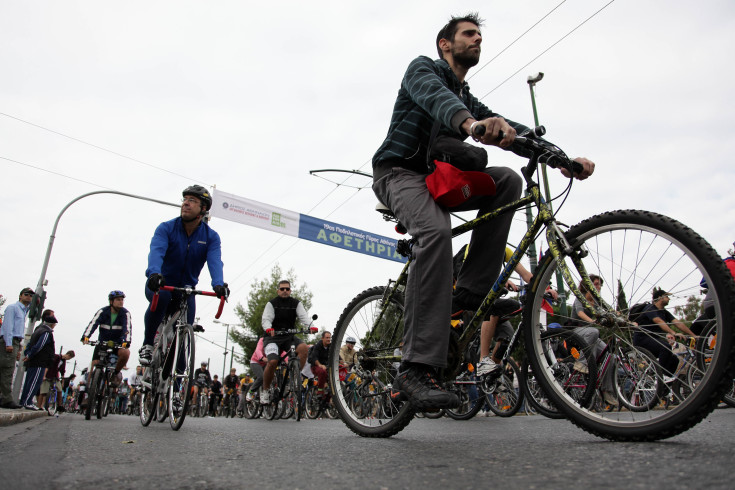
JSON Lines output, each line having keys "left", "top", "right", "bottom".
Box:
{"left": 139, "top": 185, "right": 229, "bottom": 364}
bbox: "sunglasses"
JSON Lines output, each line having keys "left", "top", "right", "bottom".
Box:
{"left": 22, "top": 292, "right": 33, "bottom": 296}
{"left": 279, "top": 287, "right": 291, "bottom": 291}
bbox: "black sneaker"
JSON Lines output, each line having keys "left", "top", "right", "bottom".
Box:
{"left": 392, "top": 365, "right": 459, "bottom": 410}
{"left": 451, "top": 288, "right": 484, "bottom": 314}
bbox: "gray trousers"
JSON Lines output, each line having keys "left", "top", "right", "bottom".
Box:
{"left": 0, "top": 340, "right": 20, "bottom": 403}
{"left": 373, "top": 166, "right": 522, "bottom": 368}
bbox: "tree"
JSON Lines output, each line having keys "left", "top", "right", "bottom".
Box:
{"left": 616, "top": 280, "right": 629, "bottom": 313}
{"left": 229, "top": 264, "right": 314, "bottom": 367}
{"left": 674, "top": 295, "right": 702, "bottom": 327}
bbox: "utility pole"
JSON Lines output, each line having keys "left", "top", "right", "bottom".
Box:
{"left": 527, "top": 72, "right": 568, "bottom": 313}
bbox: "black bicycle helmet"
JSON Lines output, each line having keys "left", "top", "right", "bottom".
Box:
{"left": 108, "top": 290, "right": 126, "bottom": 301}
{"left": 182, "top": 185, "right": 212, "bottom": 212}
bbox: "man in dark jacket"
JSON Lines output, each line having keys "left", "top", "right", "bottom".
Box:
{"left": 372, "top": 13, "right": 594, "bottom": 409}
{"left": 308, "top": 331, "right": 332, "bottom": 391}
{"left": 20, "top": 309, "right": 57, "bottom": 410}
{"left": 82, "top": 290, "right": 132, "bottom": 386}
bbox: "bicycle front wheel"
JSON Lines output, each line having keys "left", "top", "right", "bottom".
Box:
{"left": 524, "top": 210, "right": 735, "bottom": 441}
{"left": 519, "top": 357, "right": 564, "bottom": 419}
{"left": 329, "top": 286, "right": 415, "bottom": 438}
{"left": 95, "top": 371, "right": 107, "bottom": 419}
{"left": 289, "top": 361, "right": 303, "bottom": 421}
{"left": 169, "top": 324, "right": 195, "bottom": 430}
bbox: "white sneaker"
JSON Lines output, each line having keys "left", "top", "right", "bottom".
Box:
{"left": 663, "top": 375, "right": 676, "bottom": 384}
{"left": 260, "top": 390, "right": 270, "bottom": 404}
{"left": 245, "top": 391, "right": 254, "bottom": 402}
{"left": 139, "top": 345, "right": 154, "bottom": 366}
{"left": 477, "top": 357, "right": 500, "bottom": 376}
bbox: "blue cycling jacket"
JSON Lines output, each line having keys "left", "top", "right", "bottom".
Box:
{"left": 145, "top": 217, "right": 224, "bottom": 288}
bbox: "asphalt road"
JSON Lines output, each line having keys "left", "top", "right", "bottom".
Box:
{"left": 1, "top": 408, "right": 733, "bottom": 489}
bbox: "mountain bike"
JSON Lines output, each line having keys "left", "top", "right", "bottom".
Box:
{"left": 139, "top": 285, "right": 225, "bottom": 430}
{"left": 261, "top": 320, "right": 318, "bottom": 422}
{"left": 85, "top": 340, "right": 123, "bottom": 420}
{"left": 328, "top": 125, "right": 735, "bottom": 441}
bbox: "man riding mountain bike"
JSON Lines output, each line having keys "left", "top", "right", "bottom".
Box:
{"left": 82, "top": 290, "right": 131, "bottom": 386}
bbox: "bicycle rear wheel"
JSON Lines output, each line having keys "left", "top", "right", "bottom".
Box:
{"left": 140, "top": 369, "right": 157, "bottom": 427}
{"left": 484, "top": 360, "right": 524, "bottom": 417}
{"left": 156, "top": 381, "right": 169, "bottom": 423}
{"left": 444, "top": 371, "right": 484, "bottom": 421}
{"left": 169, "top": 324, "right": 195, "bottom": 430}
{"left": 329, "top": 286, "right": 415, "bottom": 437}
{"left": 615, "top": 345, "right": 663, "bottom": 411}
{"left": 524, "top": 210, "right": 735, "bottom": 441}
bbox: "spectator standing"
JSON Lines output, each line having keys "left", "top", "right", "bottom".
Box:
{"left": 20, "top": 309, "right": 58, "bottom": 410}
{"left": 1, "top": 287, "right": 32, "bottom": 409}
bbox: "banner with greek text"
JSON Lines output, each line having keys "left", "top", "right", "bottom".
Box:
{"left": 210, "top": 189, "right": 406, "bottom": 263}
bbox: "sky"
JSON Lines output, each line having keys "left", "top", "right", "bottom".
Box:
{"left": 2, "top": 0, "right": 734, "bottom": 379}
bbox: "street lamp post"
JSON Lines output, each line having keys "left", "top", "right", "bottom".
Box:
{"left": 213, "top": 319, "right": 234, "bottom": 379}
{"left": 12, "top": 190, "right": 178, "bottom": 402}
{"left": 527, "top": 72, "right": 568, "bottom": 313}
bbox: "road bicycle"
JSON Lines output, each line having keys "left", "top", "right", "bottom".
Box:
{"left": 327, "top": 125, "right": 735, "bottom": 441}
{"left": 85, "top": 340, "right": 124, "bottom": 420}
{"left": 139, "top": 285, "right": 225, "bottom": 430}
{"left": 261, "top": 319, "right": 318, "bottom": 422}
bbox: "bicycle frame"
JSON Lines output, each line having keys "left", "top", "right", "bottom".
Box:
{"left": 367, "top": 148, "right": 605, "bottom": 379}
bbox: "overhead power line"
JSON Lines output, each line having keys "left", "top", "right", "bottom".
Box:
{"left": 0, "top": 111, "right": 209, "bottom": 185}
{"left": 479, "top": 0, "right": 617, "bottom": 100}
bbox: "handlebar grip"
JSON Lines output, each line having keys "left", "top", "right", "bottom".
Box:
{"left": 266, "top": 328, "right": 274, "bottom": 336}
{"left": 570, "top": 159, "right": 584, "bottom": 175}
{"left": 310, "top": 327, "right": 319, "bottom": 334}
{"left": 473, "top": 123, "right": 486, "bottom": 137}
{"left": 151, "top": 292, "right": 159, "bottom": 312}
{"left": 216, "top": 296, "right": 225, "bottom": 319}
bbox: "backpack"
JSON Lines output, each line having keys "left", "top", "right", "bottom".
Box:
{"left": 628, "top": 302, "right": 651, "bottom": 324}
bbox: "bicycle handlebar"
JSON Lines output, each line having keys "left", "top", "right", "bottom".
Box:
{"left": 472, "top": 123, "right": 584, "bottom": 176}
{"left": 150, "top": 285, "right": 226, "bottom": 319}
{"left": 87, "top": 340, "right": 125, "bottom": 348}
{"left": 266, "top": 326, "right": 319, "bottom": 336}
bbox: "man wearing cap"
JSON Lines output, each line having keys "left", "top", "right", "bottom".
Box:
{"left": 0, "top": 287, "right": 33, "bottom": 408}
{"left": 20, "top": 309, "right": 58, "bottom": 410}
{"left": 633, "top": 287, "right": 696, "bottom": 377}
{"left": 339, "top": 337, "right": 358, "bottom": 369}
{"left": 370, "top": 13, "right": 595, "bottom": 409}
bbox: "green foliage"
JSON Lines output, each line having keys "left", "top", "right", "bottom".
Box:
{"left": 616, "top": 280, "right": 629, "bottom": 313}
{"left": 229, "top": 264, "right": 314, "bottom": 365}
{"left": 673, "top": 295, "right": 702, "bottom": 327}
